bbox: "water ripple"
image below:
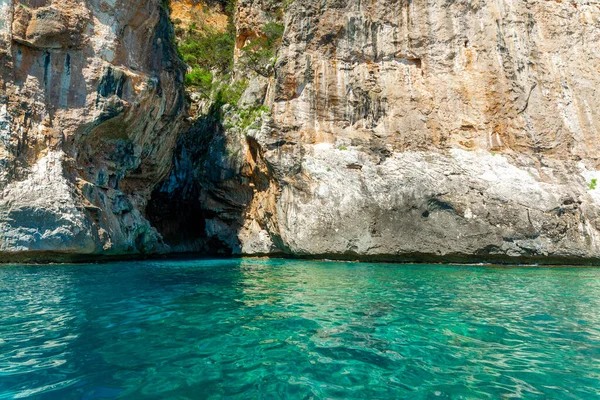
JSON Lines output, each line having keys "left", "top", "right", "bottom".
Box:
{"left": 0, "top": 260, "right": 600, "bottom": 398}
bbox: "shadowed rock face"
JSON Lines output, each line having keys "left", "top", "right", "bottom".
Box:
{"left": 0, "top": 0, "right": 186, "bottom": 260}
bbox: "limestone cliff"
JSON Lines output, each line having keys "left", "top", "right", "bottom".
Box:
{"left": 241, "top": 0, "right": 600, "bottom": 263}
{"left": 153, "top": 0, "right": 600, "bottom": 264}
{"left": 0, "top": 0, "right": 186, "bottom": 260}
{"left": 2, "top": 0, "right": 600, "bottom": 264}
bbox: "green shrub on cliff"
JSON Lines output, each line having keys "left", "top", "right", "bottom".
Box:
{"left": 171, "top": 0, "right": 237, "bottom": 89}
{"left": 184, "top": 68, "right": 213, "bottom": 94}
{"left": 262, "top": 21, "right": 285, "bottom": 42}
{"left": 217, "top": 79, "right": 248, "bottom": 106}
{"left": 179, "top": 30, "right": 235, "bottom": 75}
{"left": 169, "top": 0, "right": 278, "bottom": 126}
{"left": 240, "top": 22, "right": 284, "bottom": 76}
{"left": 223, "top": 105, "right": 270, "bottom": 131}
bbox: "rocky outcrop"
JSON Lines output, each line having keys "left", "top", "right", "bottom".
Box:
{"left": 239, "top": 0, "right": 600, "bottom": 263}
{"left": 152, "top": 0, "right": 600, "bottom": 264}
{"left": 0, "top": 0, "right": 186, "bottom": 261}
{"left": 2, "top": 0, "right": 600, "bottom": 264}
{"left": 242, "top": 0, "right": 600, "bottom": 263}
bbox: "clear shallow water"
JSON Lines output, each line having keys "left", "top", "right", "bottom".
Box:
{"left": 0, "top": 259, "right": 599, "bottom": 399}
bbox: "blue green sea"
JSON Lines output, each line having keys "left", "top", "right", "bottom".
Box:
{"left": 0, "top": 259, "right": 599, "bottom": 399}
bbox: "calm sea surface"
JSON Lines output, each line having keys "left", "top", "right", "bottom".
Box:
{"left": 0, "top": 258, "right": 599, "bottom": 399}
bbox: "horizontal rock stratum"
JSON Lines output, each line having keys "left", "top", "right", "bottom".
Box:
{"left": 1, "top": 0, "right": 600, "bottom": 264}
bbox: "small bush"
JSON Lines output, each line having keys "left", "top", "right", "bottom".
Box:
{"left": 184, "top": 68, "right": 213, "bottom": 94}
{"left": 240, "top": 22, "right": 284, "bottom": 76}
{"left": 218, "top": 79, "right": 248, "bottom": 106}
{"left": 262, "top": 21, "right": 285, "bottom": 43}
{"left": 589, "top": 178, "right": 597, "bottom": 190}
{"left": 179, "top": 29, "right": 235, "bottom": 75}
{"left": 238, "top": 106, "right": 270, "bottom": 130}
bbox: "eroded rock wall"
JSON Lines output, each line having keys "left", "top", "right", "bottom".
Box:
{"left": 217, "top": 0, "right": 600, "bottom": 263}
{"left": 0, "top": 0, "right": 186, "bottom": 260}
{"left": 2, "top": 0, "right": 600, "bottom": 264}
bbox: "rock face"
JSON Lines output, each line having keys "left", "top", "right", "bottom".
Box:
{"left": 240, "top": 0, "right": 600, "bottom": 263}
{"left": 0, "top": 0, "right": 186, "bottom": 260}
{"left": 2, "top": 0, "right": 600, "bottom": 264}
{"left": 165, "top": 0, "right": 600, "bottom": 264}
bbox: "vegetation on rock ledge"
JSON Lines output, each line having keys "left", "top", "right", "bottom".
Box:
{"left": 239, "top": 21, "right": 284, "bottom": 77}
{"left": 167, "top": 0, "right": 285, "bottom": 127}
{"left": 171, "top": 0, "right": 238, "bottom": 101}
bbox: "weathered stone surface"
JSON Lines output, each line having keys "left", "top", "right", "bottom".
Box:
{"left": 255, "top": 0, "right": 600, "bottom": 262}
{"left": 3, "top": 0, "right": 600, "bottom": 264}
{"left": 12, "top": 2, "right": 89, "bottom": 49}
{"left": 0, "top": 0, "right": 186, "bottom": 260}
{"left": 194, "top": 0, "right": 600, "bottom": 264}
{"left": 0, "top": 151, "right": 97, "bottom": 254}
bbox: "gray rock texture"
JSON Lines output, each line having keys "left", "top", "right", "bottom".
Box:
{"left": 207, "top": 0, "right": 600, "bottom": 263}
{"left": 0, "top": 0, "right": 186, "bottom": 261}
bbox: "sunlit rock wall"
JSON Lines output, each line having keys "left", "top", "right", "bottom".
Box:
{"left": 2, "top": 0, "right": 600, "bottom": 264}
{"left": 233, "top": 0, "right": 600, "bottom": 262}
{"left": 0, "top": 0, "right": 186, "bottom": 260}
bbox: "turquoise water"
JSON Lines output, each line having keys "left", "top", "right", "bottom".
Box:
{"left": 1, "top": 259, "right": 599, "bottom": 399}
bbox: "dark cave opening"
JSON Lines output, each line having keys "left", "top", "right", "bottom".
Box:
{"left": 146, "top": 189, "right": 207, "bottom": 250}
